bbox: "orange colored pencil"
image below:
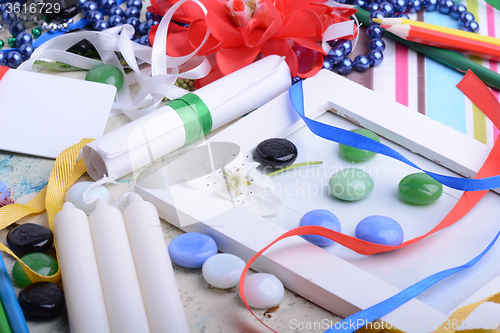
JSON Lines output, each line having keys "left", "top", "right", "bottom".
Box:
{"left": 376, "top": 22, "right": 500, "bottom": 61}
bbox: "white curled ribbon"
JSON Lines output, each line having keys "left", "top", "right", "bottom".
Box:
{"left": 18, "top": 0, "right": 212, "bottom": 120}
{"left": 322, "top": 0, "right": 360, "bottom": 54}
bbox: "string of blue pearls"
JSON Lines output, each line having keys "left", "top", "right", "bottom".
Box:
{"left": 80, "top": 0, "right": 161, "bottom": 46}
{"left": 324, "top": 0, "right": 479, "bottom": 75}
{"left": 0, "top": 1, "right": 38, "bottom": 68}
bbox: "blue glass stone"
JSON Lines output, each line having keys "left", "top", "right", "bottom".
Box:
{"left": 438, "top": 0, "right": 454, "bottom": 14}
{"left": 459, "top": 11, "right": 475, "bottom": 24}
{"left": 392, "top": 0, "right": 407, "bottom": 11}
{"left": 138, "top": 35, "right": 149, "bottom": 46}
{"left": 368, "top": 50, "right": 383, "bottom": 66}
{"left": 9, "top": 20, "right": 25, "bottom": 36}
{"left": 353, "top": 55, "right": 370, "bottom": 72}
{"left": 108, "top": 5, "right": 124, "bottom": 17}
{"left": 127, "top": 0, "right": 142, "bottom": 9}
{"left": 368, "top": 37, "right": 385, "bottom": 51}
{"left": 124, "top": 6, "right": 141, "bottom": 18}
{"left": 138, "top": 21, "right": 148, "bottom": 35}
{"left": 100, "top": 0, "right": 116, "bottom": 9}
{"left": 146, "top": 18, "right": 160, "bottom": 30}
{"left": 168, "top": 232, "right": 218, "bottom": 268}
{"left": 79, "top": 0, "right": 88, "bottom": 7}
{"left": 355, "top": 215, "right": 404, "bottom": 246}
{"left": 369, "top": 11, "right": 385, "bottom": 25}
{"left": 19, "top": 44, "right": 34, "bottom": 60}
{"left": 334, "top": 39, "right": 352, "bottom": 56}
{"left": 396, "top": 12, "right": 410, "bottom": 19}
{"left": 6, "top": 50, "right": 22, "bottom": 69}
{"left": 336, "top": 57, "right": 353, "bottom": 75}
{"left": 299, "top": 210, "right": 341, "bottom": 247}
{"left": 108, "top": 15, "right": 124, "bottom": 27}
{"left": 423, "top": 0, "right": 438, "bottom": 11}
{"left": 0, "top": 53, "right": 5, "bottom": 66}
{"left": 146, "top": 11, "right": 155, "bottom": 20}
{"left": 2, "top": 12, "right": 16, "bottom": 24}
{"left": 367, "top": 25, "right": 384, "bottom": 39}
{"left": 373, "top": 0, "right": 383, "bottom": 4}
{"left": 327, "top": 46, "right": 344, "bottom": 64}
{"left": 379, "top": 2, "right": 394, "bottom": 16}
{"left": 125, "top": 17, "right": 140, "bottom": 29}
{"left": 15, "top": 31, "right": 32, "bottom": 46}
{"left": 93, "top": 19, "right": 109, "bottom": 31}
{"left": 353, "top": 0, "right": 367, "bottom": 8}
{"left": 464, "top": 20, "right": 479, "bottom": 33}
{"left": 367, "top": 2, "right": 380, "bottom": 12}
{"left": 451, "top": 3, "right": 466, "bottom": 19}
{"left": 0, "top": 180, "right": 9, "bottom": 200}
{"left": 81, "top": 1, "right": 98, "bottom": 13}
{"left": 407, "top": 0, "right": 422, "bottom": 12}
{"left": 87, "top": 10, "right": 104, "bottom": 23}
{"left": 323, "top": 57, "right": 335, "bottom": 71}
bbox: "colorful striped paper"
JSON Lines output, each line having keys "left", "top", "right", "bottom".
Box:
{"left": 346, "top": 0, "right": 500, "bottom": 147}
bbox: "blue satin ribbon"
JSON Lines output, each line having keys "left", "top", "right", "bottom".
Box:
{"left": 324, "top": 231, "right": 500, "bottom": 332}
{"left": 289, "top": 81, "right": 500, "bottom": 192}
{"left": 287, "top": 82, "right": 500, "bottom": 331}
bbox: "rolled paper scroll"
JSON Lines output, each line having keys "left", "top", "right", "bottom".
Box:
{"left": 54, "top": 202, "right": 111, "bottom": 333}
{"left": 83, "top": 55, "right": 291, "bottom": 180}
{"left": 123, "top": 193, "right": 189, "bottom": 333}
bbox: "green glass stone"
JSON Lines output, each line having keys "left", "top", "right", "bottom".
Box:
{"left": 0, "top": 40, "right": 4, "bottom": 50}
{"left": 85, "top": 64, "right": 124, "bottom": 91}
{"left": 12, "top": 253, "right": 59, "bottom": 288}
{"left": 8, "top": 37, "right": 16, "bottom": 48}
{"left": 339, "top": 129, "right": 380, "bottom": 162}
{"left": 398, "top": 173, "right": 443, "bottom": 205}
{"left": 329, "top": 168, "right": 374, "bottom": 201}
{"left": 32, "top": 27, "right": 42, "bottom": 39}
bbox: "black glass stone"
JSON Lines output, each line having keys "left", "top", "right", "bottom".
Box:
{"left": 18, "top": 282, "right": 65, "bottom": 318}
{"left": 7, "top": 223, "right": 54, "bottom": 256}
{"left": 254, "top": 138, "right": 298, "bottom": 168}
{"left": 65, "top": 29, "right": 97, "bottom": 56}
{"left": 43, "top": 0, "right": 80, "bottom": 20}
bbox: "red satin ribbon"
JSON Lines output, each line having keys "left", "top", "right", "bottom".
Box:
{"left": 0, "top": 66, "right": 9, "bottom": 80}
{"left": 238, "top": 70, "right": 500, "bottom": 332}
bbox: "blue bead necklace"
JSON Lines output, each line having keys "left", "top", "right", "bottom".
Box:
{"left": 324, "top": 0, "right": 480, "bottom": 75}
{"left": 0, "top": 0, "right": 160, "bottom": 68}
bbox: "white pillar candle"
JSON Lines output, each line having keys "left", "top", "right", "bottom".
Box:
{"left": 89, "top": 199, "right": 150, "bottom": 333}
{"left": 123, "top": 193, "right": 189, "bottom": 333}
{"left": 54, "top": 202, "right": 111, "bottom": 333}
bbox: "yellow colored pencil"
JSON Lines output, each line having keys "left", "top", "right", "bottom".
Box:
{"left": 373, "top": 18, "right": 500, "bottom": 47}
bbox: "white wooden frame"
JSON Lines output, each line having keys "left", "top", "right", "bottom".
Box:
{"left": 136, "top": 69, "right": 500, "bottom": 331}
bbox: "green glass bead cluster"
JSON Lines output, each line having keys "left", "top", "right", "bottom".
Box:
{"left": 175, "top": 78, "right": 195, "bottom": 91}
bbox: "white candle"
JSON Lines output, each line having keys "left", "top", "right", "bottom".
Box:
{"left": 123, "top": 193, "right": 189, "bottom": 333}
{"left": 89, "top": 199, "right": 150, "bottom": 333}
{"left": 54, "top": 202, "right": 111, "bottom": 333}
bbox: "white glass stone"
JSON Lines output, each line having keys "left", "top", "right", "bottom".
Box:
{"left": 202, "top": 253, "right": 246, "bottom": 289}
{"left": 242, "top": 273, "right": 284, "bottom": 309}
{"left": 65, "top": 182, "right": 111, "bottom": 214}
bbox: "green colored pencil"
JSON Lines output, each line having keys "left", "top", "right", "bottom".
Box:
{"left": 0, "top": 299, "right": 12, "bottom": 333}
{"left": 354, "top": 7, "right": 500, "bottom": 91}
